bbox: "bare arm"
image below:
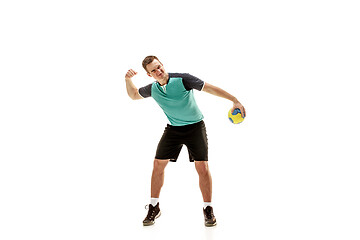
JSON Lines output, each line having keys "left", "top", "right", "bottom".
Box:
{"left": 202, "top": 82, "right": 246, "bottom": 118}
{"left": 125, "top": 69, "right": 143, "bottom": 100}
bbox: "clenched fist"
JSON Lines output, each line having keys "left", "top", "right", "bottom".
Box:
{"left": 125, "top": 69, "right": 137, "bottom": 81}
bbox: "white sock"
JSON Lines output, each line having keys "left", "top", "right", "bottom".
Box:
{"left": 150, "top": 198, "right": 159, "bottom": 207}
{"left": 204, "top": 202, "right": 212, "bottom": 209}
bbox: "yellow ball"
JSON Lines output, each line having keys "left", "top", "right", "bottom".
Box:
{"left": 228, "top": 108, "right": 244, "bottom": 124}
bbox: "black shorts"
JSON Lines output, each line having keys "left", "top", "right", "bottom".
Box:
{"left": 155, "top": 120, "right": 208, "bottom": 162}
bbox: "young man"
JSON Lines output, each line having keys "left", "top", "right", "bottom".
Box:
{"left": 125, "top": 56, "right": 246, "bottom": 227}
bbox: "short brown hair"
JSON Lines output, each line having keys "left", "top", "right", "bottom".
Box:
{"left": 142, "top": 55, "right": 162, "bottom": 73}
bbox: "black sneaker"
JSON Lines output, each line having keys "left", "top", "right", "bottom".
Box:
{"left": 143, "top": 203, "right": 161, "bottom": 226}
{"left": 203, "top": 206, "right": 217, "bottom": 227}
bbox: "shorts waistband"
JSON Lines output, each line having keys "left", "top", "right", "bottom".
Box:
{"left": 167, "top": 120, "right": 204, "bottom": 129}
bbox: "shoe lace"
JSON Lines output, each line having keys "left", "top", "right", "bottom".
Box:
{"left": 145, "top": 204, "right": 156, "bottom": 220}
{"left": 204, "top": 207, "right": 214, "bottom": 219}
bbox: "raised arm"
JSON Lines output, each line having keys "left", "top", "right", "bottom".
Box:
{"left": 125, "top": 69, "right": 143, "bottom": 100}
{"left": 202, "top": 82, "right": 246, "bottom": 118}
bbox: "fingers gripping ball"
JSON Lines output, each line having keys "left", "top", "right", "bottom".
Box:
{"left": 228, "top": 108, "right": 244, "bottom": 124}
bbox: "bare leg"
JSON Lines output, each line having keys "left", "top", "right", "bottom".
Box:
{"left": 151, "top": 159, "right": 169, "bottom": 198}
{"left": 195, "top": 161, "right": 212, "bottom": 202}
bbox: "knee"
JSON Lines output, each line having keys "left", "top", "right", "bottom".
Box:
{"left": 153, "top": 159, "right": 168, "bottom": 173}
{"left": 195, "top": 161, "right": 210, "bottom": 176}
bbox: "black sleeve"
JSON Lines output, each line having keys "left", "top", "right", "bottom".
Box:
{"left": 180, "top": 73, "right": 205, "bottom": 91}
{"left": 138, "top": 83, "right": 152, "bottom": 98}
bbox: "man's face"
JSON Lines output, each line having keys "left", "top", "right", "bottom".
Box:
{"left": 146, "top": 59, "right": 167, "bottom": 82}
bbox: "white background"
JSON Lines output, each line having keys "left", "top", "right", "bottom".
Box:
{"left": 1, "top": 0, "right": 359, "bottom": 239}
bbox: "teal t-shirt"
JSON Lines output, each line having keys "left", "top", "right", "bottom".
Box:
{"left": 138, "top": 73, "right": 204, "bottom": 126}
